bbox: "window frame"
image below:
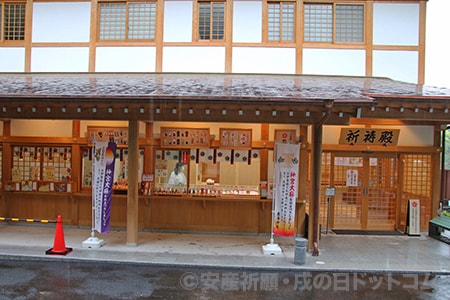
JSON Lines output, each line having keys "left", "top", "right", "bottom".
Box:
{"left": 265, "top": 0, "right": 296, "bottom": 43}
{"left": 194, "top": 0, "right": 226, "bottom": 42}
{"left": 0, "top": 1, "right": 26, "bottom": 43}
{"left": 303, "top": 2, "right": 365, "bottom": 44}
{"left": 97, "top": 0, "right": 157, "bottom": 42}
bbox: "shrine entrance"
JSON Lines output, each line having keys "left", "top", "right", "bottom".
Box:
{"left": 325, "top": 153, "right": 398, "bottom": 231}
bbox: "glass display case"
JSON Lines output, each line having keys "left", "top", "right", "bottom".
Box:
{"left": 81, "top": 146, "right": 144, "bottom": 193}
{"left": 188, "top": 184, "right": 259, "bottom": 197}
{"left": 154, "top": 148, "right": 260, "bottom": 197}
{"left": 6, "top": 145, "right": 73, "bottom": 192}
{"left": 153, "top": 150, "right": 188, "bottom": 195}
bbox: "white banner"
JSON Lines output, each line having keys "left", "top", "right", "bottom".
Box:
{"left": 92, "top": 140, "right": 117, "bottom": 234}
{"left": 273, "top": 142, "right": 300, "bottom": 236}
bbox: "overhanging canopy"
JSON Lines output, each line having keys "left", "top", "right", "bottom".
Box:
{"left": 1, "top": 73, "right": 449, "bottom": 124}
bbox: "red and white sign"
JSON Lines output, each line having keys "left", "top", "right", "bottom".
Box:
{"left": 406, "top": 199, "right": 420, "bottom": 236}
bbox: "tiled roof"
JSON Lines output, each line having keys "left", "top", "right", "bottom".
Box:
{"left": 1, "top": 73, "right": 449, "bottom": 102}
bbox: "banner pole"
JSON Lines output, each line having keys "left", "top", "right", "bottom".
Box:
{"left": 262, "top": 142, "right": 282, "bottom": 255}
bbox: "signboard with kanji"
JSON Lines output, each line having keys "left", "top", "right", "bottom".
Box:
{"left": 274, "top": 129, "right": 296, "bottom": 143}
{"left": 339, "top": 128, "right": 400, "bottom": 146}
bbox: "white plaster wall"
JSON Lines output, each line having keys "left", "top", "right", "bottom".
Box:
{"left": 0, "top": 48, "right": 25, "bottom": 71}
{"left": 11, "top": 120, "right": 72, "bottom": 137}
{"left": 163, "top": 47, "right": 225, "bottom": 72}
{"left": 322, "top": 126, "right": 342, "bottom": 144}
{"left": 32, "top": 2, "right": 91, "bottom": 42}
{"left": 164, "top": 1, "right": 193, "bottom": 42}
{"left": 425, "top": 0, "right": 450, "bottom": 88}
{"left": 232, "top": 47, "right": 295, "bottom": 74}
{"left": 31, "top": 47, "right": 89, "bottom": 72}
{"left": 373, "top": 50, "right": 418, "bottom": 83}
{"left": 373, "top": 3, "right": 419, "bottom": 46}
{"left": 373, "top": 125, "right": 434, "bottom": 146}
{"left": 303, "top": 49, "right": 365, "bottom": 76}
{"left": 96, "top": 47, "right": 156, "bottom": 72}
{"left": 233, "top": 1, "right": 262, "bottom": 43}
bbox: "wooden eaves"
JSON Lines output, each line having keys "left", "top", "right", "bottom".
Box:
{"left": 0, "top": 72, "right": 449, "bottom": 125}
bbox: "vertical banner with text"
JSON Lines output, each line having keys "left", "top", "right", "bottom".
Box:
{"left": 273, "top": 142, "right": 300, "bottom": 236}
{"left": 92, "top": 140, "right": 117, "bottom": 234}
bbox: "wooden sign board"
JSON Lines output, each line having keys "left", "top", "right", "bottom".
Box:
{"left": 219, "top": 128, "right": 252, "bottom": 149}
{"left": 339, "top": 128, "right": 400, "bottom": 146}
{"left": 274, "top": 129, "right": 296, "bottom": 143}
{"left": 161, "top": 127, "right": 210, "bottom": 148}
{"left": 87, "top": 126, "right": 128, "bottom": 145}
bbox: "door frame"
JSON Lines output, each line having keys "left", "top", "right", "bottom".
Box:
{"left": 329, "top": 151, "right": 399, "bottom": 230}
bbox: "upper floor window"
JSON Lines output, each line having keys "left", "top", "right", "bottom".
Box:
{"left": 98, "top": 1, "right": 156, "bottom": 41}
{"left": 197, "top": 0, "right": 225, "bottom": 41}
{"left": 267, "top": 1, "right": 295, "bottom": 42}
{"left": 0, "top": 2, "right": 26, "bottom": 41}
{"left": 304, "top": 3, "right": 364, "bottom": 43}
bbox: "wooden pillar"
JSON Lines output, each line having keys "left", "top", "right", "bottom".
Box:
{"left": 432, "top": 125, "right": 443, "bottom": 218}
{"left": 127, "top": 120, "right": 139, "bottom": 246}
{"left": 2, "top": 121, "right": 12, "bottom": 188}
{"left": 259, "top": 124, "right": 269, "bottom": 182}
{"left": 144, "top": 122, "right": 154, "bottom": 174}
{"left": 258, "top": 124, "right": 269, "bottom": 233}
{"left": 71, "top": 120, "right": 81, "bottom": 192}
{"left": 1, "top": 120, "right": 12, "bottom": 216}
{"left": 297, "top": 125, "right": 308, "bottom": 235}
{"left": 309, "top": 124, "right": 322, "bottom": 256}
{"left": 70, "top": 120, "right": 81, "bottom": 224}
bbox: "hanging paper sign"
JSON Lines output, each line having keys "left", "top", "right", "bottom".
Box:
{"left": 233, "top": 150, "right": 249, "bottom": 163}
{"left": 346, "top": 169, "right": 359, "bottom": 187}
{"left": 216, "top": 149, "right": 232, "bottom": 162}
{"left": 164, "top": 150, "right": 180, "bottom": 161}
{"left": 273, "top": 142, "right": 300, "bottom": 237}
{"left": 92, "top": 140, "right": 117, "bottom": 234}
{"left": 199, "top": 149, "right": 214, "bottom": 162}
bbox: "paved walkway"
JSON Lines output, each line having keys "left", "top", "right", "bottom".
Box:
{"left": 0, "top": 224, "right": 449, "bottom": 274}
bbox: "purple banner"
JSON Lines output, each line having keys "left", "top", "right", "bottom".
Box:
{"left": 93, "top": 141, "right": 117, "bottom": 234}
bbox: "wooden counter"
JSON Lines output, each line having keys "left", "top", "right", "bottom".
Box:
{"left": 1, "top": 192, "right": 306, "bottom": 235}
{"left": 145, "top": 195, "right": 270, "bottom": 233}
{"left": 1, "top": 192, "right": 76, "bottom": 224}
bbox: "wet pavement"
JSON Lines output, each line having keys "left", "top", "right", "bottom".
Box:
{"left": 0, "top": 258, "right": 449, "bottom": 299}
{"left": 0, "top": 223, "right": 448, "bottom": 274}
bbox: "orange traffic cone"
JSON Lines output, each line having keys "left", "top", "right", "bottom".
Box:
{"left": 45, "top": 215, "right": 73, "bottom": 255}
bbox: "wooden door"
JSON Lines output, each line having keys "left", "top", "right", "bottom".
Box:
{"left": 331, "top": 155, "right": 397, "bottom": 230}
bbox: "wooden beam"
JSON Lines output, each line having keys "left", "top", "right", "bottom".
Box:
{"left": 89, "top": 0, "right": 98, "bottom": 72}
